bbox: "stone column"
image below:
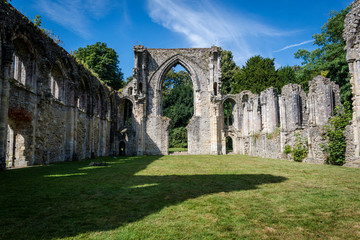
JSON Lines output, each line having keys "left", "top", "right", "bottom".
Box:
{"left": 343, "top": 1, "right": 360, "bottom": 162}
{"left": 0, "top": 44, "right": 13, "bottom": 170}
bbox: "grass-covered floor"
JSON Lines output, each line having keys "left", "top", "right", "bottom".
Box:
{"left": 1, "top": 155, "right": 360, "bottom": 240}
{"left": 168, "top": 147, "right": 187, "bottom": 152}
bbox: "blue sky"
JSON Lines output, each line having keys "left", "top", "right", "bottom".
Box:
{"left": 11, "top": 0, "right": 352, "bottom": 78}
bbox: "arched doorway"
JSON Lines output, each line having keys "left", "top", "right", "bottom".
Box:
{"left": 6, "top": 121, "right": 28, "bottom": 168}
{"left": 226, "top": 136, "right": 233, "bottom": 154}
{"left": 131, "top": 46, "right": 222, "bottom": 155}
{"left": 162, "top": 64, "right": 193, "bottom": 153}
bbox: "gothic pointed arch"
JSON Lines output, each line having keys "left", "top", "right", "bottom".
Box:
{"left": 150, "top": 54, "right": 201, "bottom": 92}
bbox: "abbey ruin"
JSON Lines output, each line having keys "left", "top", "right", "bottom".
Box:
{"left": 1, "top": 0, "right": 360, "bottom": 170}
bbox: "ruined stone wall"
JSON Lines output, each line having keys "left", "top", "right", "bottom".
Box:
{"left": 121, "top": 46, "right": 223, "bottom": 155}
{"left": 223, "top": 76, "right": 341, "bottom": 163}
{"left": 344, "top": 0, "right": 360, "bottom": 167}
{"left": 0, "top": 2, "right": 121, "bottom": 169}
{"left": 0, "top": 1, "right": 350, "bottom": 169}
{"left": 118, "top": 44, "right": 340, "bottom": 164}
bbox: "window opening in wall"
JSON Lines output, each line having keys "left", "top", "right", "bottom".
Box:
{"left": 123, "top": 99, "right": 133, "bottom": 126}
{"left": 50, "top": 76, "right": 60, "bottom": 99}
{"left": 224, "top": 98, "right": 235, "bottom": 127}
{"left": 129, "top": 87, "right": 133, "bottom": 95}
{"left": 162, "top": 64, "right": 193, "bottom": 153}
{"left": 226, "top": 136, "right": 233, "bottom": 154}
{"left": 138, "top": 83, "right": 143, "bottom": 95}
{"left": 95, "top": 96, "right": 101, "bottom": 116}
{"left": 13, "top": 38, "right": 31, "bottom": 87}
{"left": 12, "top": 55, "right": 26, "bottom": 85}
{"left": 50, "top": 65, "right": 64, "bottom": 101}
{"left": 213, "top": 82, "right": 217, "bottom": 96}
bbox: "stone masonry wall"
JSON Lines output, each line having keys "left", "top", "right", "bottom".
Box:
{"left": 344, "top": 0, "right": 360, "bottom": 167}
{"left": 224, "top": 76, "right": 341, "bottom": 163}
{"left": 0, "top": 2, "right": 122, "bottom": 169}
{"left": 0, "top": 0, "right": 352, "bottom": 170}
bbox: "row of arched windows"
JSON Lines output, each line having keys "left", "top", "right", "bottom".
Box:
{"left": 10, "top": 37, "right": 113, "bottom": 119}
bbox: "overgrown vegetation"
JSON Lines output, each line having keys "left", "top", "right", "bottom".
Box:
{"left": 32, "top": 15, "right": 63, "bottom": 45}
{"left": 73, "top": 42, "right": 125, "bottom": 90}
{"left": 266, "top": 128, "right": 280, "bottom": 139}
{"left": 1, "top": 155, "right": 360, "bottom": 239}
{"left": 284, "top": 134, "right": 308, "bottom": 162}
{"left": 321, "top": 102, "right": 352, "bottom": 165}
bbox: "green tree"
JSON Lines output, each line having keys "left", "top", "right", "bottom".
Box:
{"left": 277, "top": 66, "right": 297, "bottom": 86}
{"left": 163, "top": 69, "right": 193, "bottom": 128}
{"left": 73, "top": 42, "right": 124, "bottom": 90}
{"left": 220, "top": 50, "right": 240, "bottom": 94}
{"left": 294, "top": 6, "right": 351, "bottom": 101}
{"left": 232, "top": 55, "right": 279, "bottom": 94}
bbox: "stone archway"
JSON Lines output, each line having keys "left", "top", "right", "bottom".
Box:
{"left": 121, "top": 46, "right": 224, "bottom": 155}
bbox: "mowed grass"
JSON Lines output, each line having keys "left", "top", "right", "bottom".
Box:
{"left": 1, "top": 155, "right": 360, "bottom": 240}
{"left": 169, "top": 147, "right": 187, "bottom": 152}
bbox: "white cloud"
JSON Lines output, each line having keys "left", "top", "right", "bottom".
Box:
{"left": 273, "top": 40, "right": 314, "bottom": 53}
{"left": 147, "top": 0, "right": 291, "bottom": 65}
{"left": 38, "top": 0, "right": 113, "bottom": 39}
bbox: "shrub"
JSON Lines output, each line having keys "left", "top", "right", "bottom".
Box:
{"left": 292, "top": 135, "right": 308, "bottom": 162}
{"left": 284, "top": 145, "right": 292, "bottom": 155}
{"left": 169, "top": 127, "right": 187, "bottom": 148}
{"left": 285, "top": 134, "right": 308, "bottom": 162}
{"left": 321, "top": 101, "right": 352, "bottom": 165}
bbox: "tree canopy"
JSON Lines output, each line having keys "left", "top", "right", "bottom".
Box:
{"left": 73, "top": 42, "right": 124, "bottom": 90}
{"left": 221, "top": 52, "right": 295, "bottom": 94}
{"left": 294, "top": 6, "right": 351, "bottom": 102}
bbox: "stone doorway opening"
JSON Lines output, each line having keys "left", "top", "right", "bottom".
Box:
{"left": 162, "top": 64, "right": 193, "bottom": 154}
{"left": 226, "top": 136, "right": 233, "bottom": 154}
{"left": 6, "top": 123, "right": 26, "bottom": 168}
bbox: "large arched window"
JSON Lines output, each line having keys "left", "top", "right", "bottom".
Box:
{"left": 50, "top": 64, "right": 64, "bottom": 101}
{"left": 78, "top": 78, "right": 88, "bottom": 111}
{"left": 12, "top": 38, "right": 34, "bottom": 88}
{"left": 223, "top": 98, "right": 236, "bottom": 127}
{"left": 123, "top": 99, "right": 133, "bottom": 126}
{"left": 162, "top": 64, "right": 193, "bottom": 153}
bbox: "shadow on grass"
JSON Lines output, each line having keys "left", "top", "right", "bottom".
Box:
{"left": 0, "top": 155, "right": 287, "bottom": 239}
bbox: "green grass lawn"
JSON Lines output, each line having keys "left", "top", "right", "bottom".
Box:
{"left": 1, "top": 155, "right": 360, "bottom": 239}
{"left": 169, "top": 147, "right": 187, "bottom": 152}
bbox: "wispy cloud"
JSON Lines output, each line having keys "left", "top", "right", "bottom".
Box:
{"left": 273, "top": 40, "right": 314, "bottom": 53}
{"left": 38, "top": 0, "right": 113, "bottom": 39}
{"left": 147, "top": 0, "right": 291, "bottom": 65}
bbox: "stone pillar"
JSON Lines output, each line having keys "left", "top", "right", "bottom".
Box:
{"left": 307, "top": 76, "right": 340, "bottom": 163}
{"left": 209, "top": 47, "right": 222, "bottom": 154}
{"left": 279, "top": 84, "right": 306, "bottom": 152}
{"left": 0, "top": 44, "right": 13, "bottom": 170}
{"left": 133, "top": 46, "right": 148, "bottom": 155}
{"left": 260, "top": 88, "right": 279, "bottom": 134}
